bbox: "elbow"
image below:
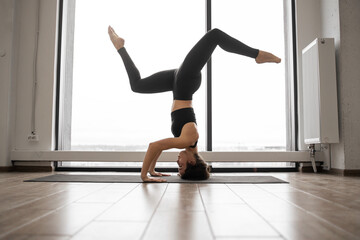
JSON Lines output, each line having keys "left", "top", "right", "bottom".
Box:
{"left": 148, "top": 142, "right": 155, "bottom": 151}
{"left": 149, "top": 141, "right": 168, "bottom": 151}
{"left": 148, "top": 141, "right": 161, "bottom": 151}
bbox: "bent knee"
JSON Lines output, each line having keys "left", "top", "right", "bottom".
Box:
{"left": 130, "top": 83, "right": 146, "bottom": 93}
{"left": 208, "top": 28, "right": 223, "bottom": 36}
{"left": 130, "top": 84, "right": 140, "bottom": 93}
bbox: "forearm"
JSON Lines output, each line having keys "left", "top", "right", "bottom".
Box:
{"left": 149, "top": 151, "right": 162, "bottom": 174}
{"left": 141, "top": 143, "right": 162, "bottom": 180}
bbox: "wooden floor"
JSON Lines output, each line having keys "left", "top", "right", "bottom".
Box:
{"left": 0, "top": 172, "right": 359, "bottom": 240}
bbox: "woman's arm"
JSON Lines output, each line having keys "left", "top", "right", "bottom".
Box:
{"left": 141, "top": 123, "right": 198, "bottom": 182}
{"left": 141, "top": 142, "right": 166, "bottom": 182}
{"left": 141, "top": 137, "right": 192, "bottom": 182}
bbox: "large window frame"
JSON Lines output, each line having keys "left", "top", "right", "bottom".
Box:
{"left": 53, "top": 0, "right": 301, "bottom": 168}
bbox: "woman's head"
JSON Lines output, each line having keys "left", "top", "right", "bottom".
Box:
{"left": 177, "top": 151, "right": 210, "bottom": 180}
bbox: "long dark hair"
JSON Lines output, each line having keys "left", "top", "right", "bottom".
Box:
{"left": 181, "top": 153, "right": 210, "bottom": 180}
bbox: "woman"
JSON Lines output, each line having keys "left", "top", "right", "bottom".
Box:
{"left": 108, "top": 26, "right": 281, "bottom": 182}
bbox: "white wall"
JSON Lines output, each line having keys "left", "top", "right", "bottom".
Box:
{"left": 337, "top": 0, "right": 360, "bottom": 169}
{"left": 13, "top": 0, "right": 58, "bottom": 151}
{"left": 0, "top": 0, "right": 16, "bottom": 167}
{"left": 0, "top": 0, "right": 58, "bottom": 167}
{"left": 318, "top": 0, "right": 344, "bottom": 169}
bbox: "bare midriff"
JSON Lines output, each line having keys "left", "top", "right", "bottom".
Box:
{"left": 171, "top": 100, "right": 193, "bottom": 112}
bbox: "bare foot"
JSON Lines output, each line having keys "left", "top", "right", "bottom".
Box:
{"left": 108, "top": 26, "right": 125, "bottom": 50}
{"left": 255, "top": 50, "right": 281, "bottom": 64}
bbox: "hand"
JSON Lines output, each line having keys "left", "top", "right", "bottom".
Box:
{"left": 150, "top": 171, "right": 171, "bottom": 177}
{"left": 142, "top": 176, "right": 167, "bottom": 183}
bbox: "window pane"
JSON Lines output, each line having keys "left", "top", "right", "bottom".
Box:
{"left": 70, "top": 0, "right": 205, "bottom": 151}
{"left": 212, "top": 0, "right": 286, "bottom": 151}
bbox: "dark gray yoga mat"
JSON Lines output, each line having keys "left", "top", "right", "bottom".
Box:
{"left": 25, "top": 174, "right": 288, "bottom": 184}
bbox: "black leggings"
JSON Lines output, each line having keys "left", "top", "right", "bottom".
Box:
{"left": 118, "top": 28, "right": 259, "bottom": 100}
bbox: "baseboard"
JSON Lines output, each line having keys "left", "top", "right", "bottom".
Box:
{"left": 325, "top": 168, "right": 360, "bottom": 176}
{"left": 14, "top": 166, "right": 53, "bottom": 172}
{"left": 0, "top": 165, "right": 53, "bottom": 172}
{"left": 11, "top": 161, "right": 54, "bottom": 172}
{"left": 0, "top": 166, "right": 15, "bottom": 172}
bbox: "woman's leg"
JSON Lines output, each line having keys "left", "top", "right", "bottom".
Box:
{"left": 178, "top": 28, "right": 280, "bottom": 76}
{"left": 109, "top": 26, "right": 174, "bottom": 94}
{"left": 118, "top": 48, "right": 175, "bottom": 93}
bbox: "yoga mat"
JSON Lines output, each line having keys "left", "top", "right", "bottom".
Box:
{"left": 25, "top": 174, "right": 288, "bottom": 184}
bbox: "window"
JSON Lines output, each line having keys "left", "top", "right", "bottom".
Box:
{"left": 212, "top": 0, "right": 286, "bottom": 150}
{"left": 60, "top": 0, "right": 205, "bottom": 151}
{"left": 59, "top": 0, "right": 290, "bottom": 154}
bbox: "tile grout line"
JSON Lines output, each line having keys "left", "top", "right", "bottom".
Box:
{"left": 139, "top": 183, "right": 169, "bottom": 240}
{"left": 197, "top": 184, "right": 217, "bottom": 240}
{"left": 226, "top": 184, "right": 286, "bottom": 240}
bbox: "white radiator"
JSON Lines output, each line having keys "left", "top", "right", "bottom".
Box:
{"left": 302, "top": 38, "right": 339, "bottom": 144}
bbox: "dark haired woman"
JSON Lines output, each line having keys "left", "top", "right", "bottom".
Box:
{"left": 108, "top": 26, "right": 281, "bottom": 182}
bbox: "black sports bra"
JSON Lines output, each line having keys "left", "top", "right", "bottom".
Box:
{"left": 171, "top": 108, "right": 198, "bottom": 148}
